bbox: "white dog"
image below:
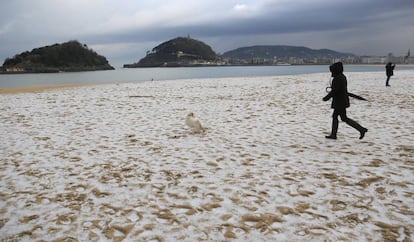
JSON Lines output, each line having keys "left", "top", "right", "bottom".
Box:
{"left": 185, "top": 112, "right": 205, "bottom": 133}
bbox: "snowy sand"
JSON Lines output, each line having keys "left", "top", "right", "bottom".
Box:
{"left": 1, "top": 71, "right": 413, "bottom": 241}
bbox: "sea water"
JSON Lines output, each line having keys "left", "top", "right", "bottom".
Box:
{"left": 1, "top": 65, "right": 414, "bottom": 89}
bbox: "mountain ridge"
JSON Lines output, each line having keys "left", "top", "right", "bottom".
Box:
{"left": 124, "top": 37, "right": 355, "bottom": 67}
{"left": 222, "top": 45, "right": 354, "bottom": 60}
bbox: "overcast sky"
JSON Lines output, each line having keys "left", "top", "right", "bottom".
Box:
{"left": 1, "top": 0, "right": 413, "bottom": 67}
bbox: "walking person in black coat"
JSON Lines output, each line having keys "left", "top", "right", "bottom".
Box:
{"left": 323, "top": 62, "right": 368, "bottom": 139}
{"left": 385, "top": 62, "right": 396, "bottom": 87}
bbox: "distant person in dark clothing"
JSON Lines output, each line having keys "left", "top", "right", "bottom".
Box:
{"left": 385, "top": 62, "right": 396, "bottom": 86}
{"left": 323, "top": 62, "right": 368, "bottom": 139}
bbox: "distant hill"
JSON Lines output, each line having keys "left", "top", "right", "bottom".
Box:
{"left": 222, "top": 45, "right": 354, "bottom": 60}
{"left": 1, "top": 40, "right": 114, "bottom": 73}
{"left": 124, "top": 37, "right": 218, "bottom": 67}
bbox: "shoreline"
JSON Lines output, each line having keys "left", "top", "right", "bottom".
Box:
{"left": 2, "top": 66, "right": 414, "bottom": 92}
{"left": 0, "top": 83, "right": 104, "bottom": 94}
{"left": 2, "top": 68, "right": 414, "bottom": 95}
{"left": 0, "top": 68, "right": 412, "bottom": 95}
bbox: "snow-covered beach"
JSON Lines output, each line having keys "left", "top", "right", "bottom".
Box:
{"left": 1, "top": 71, "right": 413, "bottom": 241}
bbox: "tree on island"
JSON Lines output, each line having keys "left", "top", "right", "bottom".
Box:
{"left": 124, "top": 37, "right": 218, "bottom": 67}
{"left": 2, "top": 40, "right": 114, "bottom": 73}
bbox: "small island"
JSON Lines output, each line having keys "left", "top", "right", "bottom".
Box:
{"left": 1, "top": 40, "right": 114, "bottom": 73}
{"left": 124, "top": 36, "right": 223, "bottom": 68}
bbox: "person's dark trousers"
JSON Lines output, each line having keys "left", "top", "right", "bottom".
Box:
{"left": 386, "top": 76, "right": 391, "bottom": 86}
{"left": 326, "top": 108, "right": 367, "bottom": 139}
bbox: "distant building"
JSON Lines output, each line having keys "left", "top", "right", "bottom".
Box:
{"left": 405, "top": 56, "right": 414, "bottom": 64}
{"left": 222, "top": 49, "right": 413, "bottom": 65}
{"left": 6, "top": 67, "right": 25, "bottom": 72}
{"left": 403, "top": 49, "right": 414, "bottom": 64}
{"left": 361, "top": 56, "right": 387, "bottom": 64}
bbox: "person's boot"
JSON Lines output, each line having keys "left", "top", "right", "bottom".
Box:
{"left": 345, "top": 118, "right": 367, "bottom": 139}
{"left": 326, "top": 118, "right": 338, "bottom": 139}
{"left": 359, "top": 128, "right": 368, "bottom": 139}
{"left": 325, "top": 135, "right": 337, "bottom": 139}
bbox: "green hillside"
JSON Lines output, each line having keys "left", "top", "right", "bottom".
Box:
{"left": 2, "top": 41, "right": 114, "bottom": 73}
{"left": 223, "top": 45, "right": 354, "bottom": 60}
{"left": 124, "top": 37, "right": 218, "bottom": 67}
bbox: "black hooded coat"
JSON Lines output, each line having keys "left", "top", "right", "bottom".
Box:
{"left": 323, "top": 62, "right": 350, "bottom": 109}
{"left": 386, "top": 62, "right": 395, "bottom": 77}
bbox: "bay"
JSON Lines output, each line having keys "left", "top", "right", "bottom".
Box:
{"left": 1, "top": 65, "right": 414, "bottom": 89}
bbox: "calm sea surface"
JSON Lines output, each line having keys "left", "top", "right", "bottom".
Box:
{"left": 1, "top": 65, "right": 414, "bottom": 89}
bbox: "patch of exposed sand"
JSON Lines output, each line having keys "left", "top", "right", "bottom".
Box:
{"left": 0, "top": 71, "right": 413, "bottom": 241}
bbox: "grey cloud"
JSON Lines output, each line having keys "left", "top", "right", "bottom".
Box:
{"left": 1, "top": 0, "right": 413, "bottom": 65}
